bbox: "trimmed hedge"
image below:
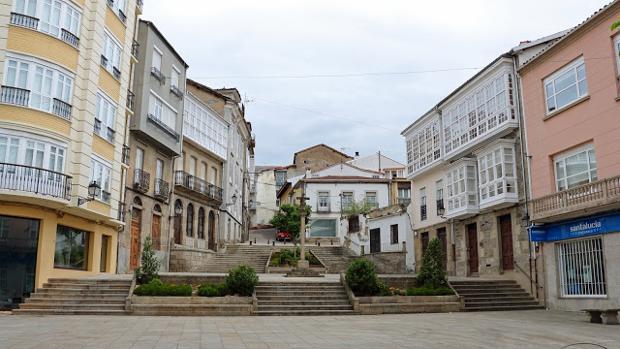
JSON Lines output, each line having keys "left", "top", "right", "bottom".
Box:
{"left": 133, "top": 279, "right": 192, "bottom": 296}
{"left": 405, "top": 286, "right": 454, "bottom": 296}
{"left": 346, "top": 259, "right": 381, "bottom": 296}
{"left": 225, "top": 265, "right": 258, "bottom": 297}
{"left": 197, "top": 283, "right": 228, "bottom": 297}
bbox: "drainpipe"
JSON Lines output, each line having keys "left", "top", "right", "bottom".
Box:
{"left": 166, "top": 154, "right": 181, "bottom": 271}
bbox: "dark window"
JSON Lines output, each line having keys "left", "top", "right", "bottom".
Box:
{"left": 420, "top": 205, "right": 427, "bottom": 221}
{"left": 421, "top": 232, "right": 429, "bottom": 254}
{"left": 197, "top": 207, "right": 205, "bottom": 239}
{"left": 54, "top": 225, "right": 89, "bottom": 270}
{"left": 390, "top": 224, "right": 399, "bottom": 244}
{"left": 437, "top": 228, "right": 447, "bottom": 270}
{"left": 186, "top": 204, "right": 194, "bottom": 237}
{"left": 348, "top": 216, "right": 360, "bottom": 233}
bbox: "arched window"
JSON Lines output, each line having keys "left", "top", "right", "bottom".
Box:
{"left": 133, "top": 196, "right": 143, "bottom": 207}
{"left": 186, "top": 203, "right": 194, "bottom": 237}
{"left": 197, "top": 207, "right": 205, "bottom": 239}
{"left": 208, "top": 210, "right": 216, "bottom": 251}
{"left": 152, "top": 204, "right": 162, "bottom": 250}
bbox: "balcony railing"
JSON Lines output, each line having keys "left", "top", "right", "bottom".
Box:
{"left": 531, "top": 175, "right": 620, "bottom": 222}
{"left": 10, "top": 12, "right": 39, "bottom": 30}
{"left": 0, "top": 163, "right": 72, "bottom": 200}
{"left": 137, "top": 0, "right": 144, "bottom": 12}
{"left": 117, "top": 9, "right": 126, "bottom": 23}
{"left": 121, "top": 145, "right": 130, "bottom": 166}
{"left": 147, "top": 113, "right": 179, "bottom": 140}
{"left": 1, "top": 86, "right": 30, "bottom": 107}
{"left": 133, "top": 169, "right": 150, "bottom": 193}
{"left": 151, "top": 67, "right": 164, "bottom": 83}
{"left": 126, "top": 90, "right": 135, "bottom": 111}
{"left": 131, "top": 40, "right": 139, "bottom": 58}
{"left": 60, "top": 29, "right": 79, "bottom": 48}
{"left": 52, "top": 98, "right": 72, "bottom": 120}
{"left": 317, "top": 203, "right": 330, "bottom": 213}
{"left": 154, "top": 179, "right": 170, "bottom": 201}
{"left": 170, "top": 85, "right": 184, "bottom": 98}
{"left": 174, "top": 171, "right": 223, "bottom": 202}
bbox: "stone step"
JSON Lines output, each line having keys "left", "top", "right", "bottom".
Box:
{"left": 255, "top": 286, "right": 343, "bottom": 291}
{"left": 256, "top": 309, "right": 357, "bottom": 316}
{"left": 464, "top": 300, "right": 540, "bottom": 307}
{"left": 256, "top": 291, "right": 346, "bottom": 297}
{"left": 455, "top": 288, "right": 527, "bottom": 294}
{"left": 12, "top": 308, "right": 127, "bottom": 315}
{"left": 258, "top": 299, "right": 351, "bottom": 306}
{"left": 34, "top": 289, "right": 129, "bottom": 296}
{"left": 258, "top": 304, "right": 353, "bottom": 311}
{"left": 43, "top": 283, "right": 130, "bottom": 290}
{"left": 25, "top": 297, "right": 125, "bottom": 304}
{"left": 463, "top": 296, "right": 535, "bottom": 302}
{"left": 28, "top": 293, "right": 127, "bottom": 300}
{"left": 256, "top": 295, "right": 350, "bottom": 301}
{"left": 452, "top": 285, "right": 522, "bottom": 291}
{"left": 19, "top": 303, "right": 125, "bottom": 310}
{"left": 259, "top": 282, "right": 341, "bottom": 287}
{"left": 450, "top": 280, "right": 517, "bottom": 286}
{"left": 464, "top": 304, "right": 545, "bottom": 312}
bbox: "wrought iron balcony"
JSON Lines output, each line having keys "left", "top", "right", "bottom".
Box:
{"left": 147, "top": 113, "right": 179, "bottom": 140}
{"left": 60, "top": 29, "right": 79, "bottom": 48}
{"left": 52, "top": 98, "right": 72, "bottom": 120}
{"left": 151, "top": 67, "right": 164, "bottom": 83}
{"left": 10, "top": 12, "right": 39, "bottom": 30}
{"left": 133, "top": 169, "right": 150, "bottom": 193}
{"left": 0, "top": 163, "right": 72, "bottom": 200}
{"left": 136, "top": 0, "right": 144, "bottom": 12}
{"left": 531, "top": 175, "right": 620, "bottom": 223}
{"left": 174, "top": 171, "right": 223, "bottom": 203}
{"left": 1, "top": 86, "right": 30, "bottom": 107}
{"left": 170, "top": 85, "right": 184, "bottom": 98}
{"left": 121, "top": 145, "right": 130, "bottom": 166}
{"left": 154, "top": 178, "right": 170, "bottom": 202}
{"left": 126, "top": 90, "right": 135, "bottom": 111}
{"left": 100, "top": 55, "right": 108, "bottom": 68}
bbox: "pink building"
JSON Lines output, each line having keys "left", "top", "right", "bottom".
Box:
{"left": 519, "top": 1, "right": 620, "bottom": 313}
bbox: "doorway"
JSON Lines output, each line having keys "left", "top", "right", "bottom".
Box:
{"left": 0, "top": 215, "right": 39, "bottom": 310}
{"left": 130, "top": 208, "right": 142, "bottom": 270}
{"left": 208, "top": 211, "right": 216, "bottom": 251}
{"left": 437, "top": 228, "right": 448, "bottom": 271}
{"left": 466, "top": 223, "right": 479, "bottom": 275}
{"left": 370, "top": 228, "right": 380, "bottom": 253}
{"left": 499, "top": 215, "right": 514, "bottom": 270}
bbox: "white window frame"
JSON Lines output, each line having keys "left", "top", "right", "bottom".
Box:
{"left": 149, "top": 91, "right": 177, "bottom": 131}
{"left": 445, "top": 160, "right": 478, "bottom": 214}
{"left": 13, "top": 0, "right": 82, "bottom": 39}
{"left": 135, "top": 147, "right": 144, "bottom": 170}
{"left": 95, "top": 91, "right": 117, "bottom": 143}
{"left": 406, "top": 116, "right": 441, "bottom": 174}
{"left": 171, "top": 65, "right": 180, "bottom": 89}
{"left": 615, "top": 36, "right": 620, "bottom": 78}
{"left": 477, "top": 142, "right": 518, "bottom": 205}
{"left": 544, "top": 57, "right": 588, "bottom": 115}
{"left": 365, "top": 191, "right": 378, "bottom": 208}
{"left": 3, "top": 54, "right": 74, "bottom": 115}
{"left": 102, "top": 31, "right": 122, "bottom": 75}
{"left": 0, "top": 130, "right": 67, "bottom": 173}
{"left": 554, "top": 144, "right": 597, "bottom": 192}
{"left": 152, "top": 46, "right": 163, "bottom": 71}
{"left": 183, "top": 93, "right": 229, "bottom": 159}
{"left": 341, "top": 191, "right": 354, "bottom": 211}
{"left": 556, "top": 237, "right": 606, "bottom": 298}
{"left": 318, "top": 191, "right": 330, "bottom": 211}
{"left": 90, "top": 155, "right": 112, "bottom": 203}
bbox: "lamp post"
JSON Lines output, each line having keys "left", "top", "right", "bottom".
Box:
{"left": 298, "top": 178, "right": 309, "bottom": 269}
{"left": 77, "top": 181, "right": 101, "bottom": 206}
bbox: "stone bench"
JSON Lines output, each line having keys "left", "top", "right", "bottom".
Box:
{"left": 583, "top": 309, "right": 619, "bottom": 325}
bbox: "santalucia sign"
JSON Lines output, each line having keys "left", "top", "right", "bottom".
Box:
{"left": 529, "top": 212, "right": 620, "bottom": 242}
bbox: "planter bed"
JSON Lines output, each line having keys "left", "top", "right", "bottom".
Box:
{"left": 130, "top": 296, "right": 253, "bottom": 316}
{"left": 356, "top": 295, "right": 461, "bottom": 315}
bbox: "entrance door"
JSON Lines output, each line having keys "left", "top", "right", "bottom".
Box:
{"left": 130, "top": 208, "right": 142, "bottom": 270}
{"left": 370, "top": 228, "right": 381, "bottom": 253}
{"left": 499, "top": 215, "right": 514, "bottom": 270}
{"left": 208, "top": 211, "right": 216, "bottom": 251}
{"left": 466, "top": 224, "right": 479, "bottom": 274}
{"left": 0, "top": 215, "right": 39, "bottom": 310}
{"left": 152, "top": 214, "right": 161, "bottom": 251}
{"left": 437, "top": 228, "right": 448, "bottom": 271}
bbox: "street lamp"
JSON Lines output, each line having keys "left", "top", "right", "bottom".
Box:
{"left": 437, "top": 206, "right": 446, "bottom": 219}
{"left": 77, "top": 181, "right": 101, "bottom": 206}
{"left": 226, "top": 193, "right": 238, "bottom": 207}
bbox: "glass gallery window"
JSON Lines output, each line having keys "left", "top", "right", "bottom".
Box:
{"left": 445, "top": 159, "right": 478, "bottom": 215}
{"left": 406, "top": 116, "right": 441, "bottom": 174}
{"left": 544, "top": 57, "right": 588, "bottom": 114}
{"left": 183, "top": 94, "right": 228, "bottom": 159}
{"left": 477, "top": 142, "right": 517, "bottom": 205}
{"left": 54, "top": 225, "right": 89, "bottom": 270}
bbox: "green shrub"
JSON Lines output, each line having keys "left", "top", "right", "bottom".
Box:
{"left": 346, "top": 259, "right": 381, "bottom": 296}
{"left": 197, "top": 283, "right": 228, "bottom": 297}
{"left": 225, "top": 265, "right": 258, "bottom": 297}
{"left": 416, "top": 238, "right": 447, "bottom": 288}
{"left": 405, "top": 285, "right": 454, "bottom": 296}
{"left": 278, "top": 249, "right": 297, "bottom": 266}
{"left": 133, "top": 279, "right": 192, "bottom": 296}
{"left": 134, "top": 236, "right": 160, "bottom": 284}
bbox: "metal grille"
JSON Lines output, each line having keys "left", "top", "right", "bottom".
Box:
{"left": 556, "top": 237, "right": 606, "bottom": 297}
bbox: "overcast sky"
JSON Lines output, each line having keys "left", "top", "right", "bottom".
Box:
{"left": 143, "top": 0, "right": 610, "bottom": 166}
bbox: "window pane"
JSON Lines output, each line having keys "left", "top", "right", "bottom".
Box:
{"left": 577, "top": 79, "right": 588, "bottom": 96}
{"left": 565, "top": 152, "right": 588, "bottom": 177}
{"left": 54, "top": 225, "right": 89, "bottom": 270}
{"left": 554, "top": 70, "right": 576, "bottom": 92}
{"left": 567, "top": 172, "right": 590, "bottom": 188}
{"left": 555, "top": 85, "right": 578, "bottom": 109}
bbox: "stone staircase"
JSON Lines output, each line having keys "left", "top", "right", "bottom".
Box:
{"left": 255, "top": 281, "right": 356, "bottom": 316}
{"left": 450, "top": 279, "right": 544, "bottom": 312}
{"left": 200, "top": 245, "right": 272, "bottom": 273}
{"left": 309, "top": 246, "right": 357, "bottom": 273}
{"left": 13, "top": 278, "right": 131, "bottom": 315}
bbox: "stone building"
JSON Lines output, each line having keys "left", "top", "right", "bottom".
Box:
{"left": 118, "top": 20, "right": 188, "bottom": 273}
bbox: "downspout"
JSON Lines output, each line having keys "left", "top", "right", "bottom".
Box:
{"left": 166, "top": 154, "right": 181, "bottom": 271}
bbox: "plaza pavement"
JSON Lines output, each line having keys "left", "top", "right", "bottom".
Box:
{"left": 0, "top": 310, "right": 618, "bottom": 349}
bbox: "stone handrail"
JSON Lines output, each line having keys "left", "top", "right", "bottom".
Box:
{"left": 308, "top": 249, "right": 328, "bottom": 271}
{"left": 125, "top": 274, "right": 137, "bottom": 313}
{"left": 264, "top": 248, "right": 274, "bottom": 273}
{"left": 340, "top": 273, "right": 359, "bottom": 312}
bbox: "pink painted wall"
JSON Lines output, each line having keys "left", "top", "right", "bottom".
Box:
{"left": 520, "top": 5, "right": 620, "bottom": 199}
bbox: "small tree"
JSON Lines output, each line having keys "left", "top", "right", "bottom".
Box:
{"left": 225, "top": 265, "right": 258, "bottom": 297}
{"left": 135, "top": 236, "right": 160, "bottom": 284}
{"left": 346, "top": 259, "right": 381, "bottom": 296}
{"left": 269, "top": 204, "right": 311, "bottom": 243}
{"left": 612, "top": 20, "right": 620, "bottom": 31}
{"left": 416, "top": 238, "right": 447, "bottom": 288}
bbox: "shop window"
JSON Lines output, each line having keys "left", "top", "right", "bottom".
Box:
{"left": 54, "top": 225, "right": 89, "bottom": 270}
{"left": 556, "top": 237, "right": 606, "bottom": 297}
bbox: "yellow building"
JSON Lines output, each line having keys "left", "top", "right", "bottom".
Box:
{"left": 0, "top": 0, "right": 141, "bottom": 309}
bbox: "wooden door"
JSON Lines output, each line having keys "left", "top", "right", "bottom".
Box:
{"left": 499, "top": 215, "right": 514, "bottom": 270}
{"left": 370, "top": 228, "right": 381, "bottom": 253}
{"left": 152, "top": 214, "right": 161, "bottom": 251}
{"left": 130, "top": 208, "right": 142, "bottom": 270}
{"left": 173, "top": 215, "right": 181, "bottom": 245}
{"left": 466, "top": 224, "right": 479, "bottom": 274}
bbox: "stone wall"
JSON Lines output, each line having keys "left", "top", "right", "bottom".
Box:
{"left": 169, "top": 246, "right": 216, "bottom": 272}
{"left": 362, "top": 252, "right": 407, "bottom": 274}
{"left": 379, "top": 275, "right": 417, "bottom": 289}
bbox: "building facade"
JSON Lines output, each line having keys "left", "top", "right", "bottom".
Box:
{"left": 118, "top": 20, "right": 188, "bottom": 273}
{"left": 520, "top": 1, "right": 620, "bottom": 311}
{"left": 0, "top": 0, "right": 141, "bottom": 309}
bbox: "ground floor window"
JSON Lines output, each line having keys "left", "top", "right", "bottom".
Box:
{"left": 54, "top": 225, "right": 89, "bottom": 270}
{"left": 556, "top": 237, "right": 606, "bottom": 297}
{"left": 308, "top": 219, "right": 337, "bottom": 237}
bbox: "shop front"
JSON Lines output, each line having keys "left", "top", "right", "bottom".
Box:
{"left": 530, "top": 212, "right": 620, "bottom": 311}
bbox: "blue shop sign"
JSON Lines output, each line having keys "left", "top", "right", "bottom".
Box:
{"left": 529, "top": 212, "right": 620, "bottom": 242}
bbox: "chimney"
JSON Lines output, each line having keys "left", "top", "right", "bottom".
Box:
{"left": 355, "top": 151, "right": 360, "bottom": 157}
{"left": 305, "top": 169, "right": 312, "bottom": 178}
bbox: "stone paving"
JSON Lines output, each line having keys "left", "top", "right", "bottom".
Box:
{"left": 1, "top": 310, "right": 619, "bottom": 349}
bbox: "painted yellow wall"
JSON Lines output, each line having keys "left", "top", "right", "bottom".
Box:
{"left": 98, "top": 67, "right": 121, "bottom": 101}
{"left": 93, "top": 136, "right": 116, "bottom": 161}
{"left": 0, "top": 105, "right": 71, "bottom": 136}
{"left": 7, "top": 26, "right": 79, "bottom": 72}
{"left": 72, "top": 0, "right": 85, "bottom": 7}
{"left": 1, "top": 204, "right": 118, "bottom": 288}
{"left": 181, "top": 140, "right": 224, "bottom": 187}
{"left": 105, "top": 6, "right": 126, "bottom": 43}
{"left": 87, "top": 199, "right": 112, "bottom": 216}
